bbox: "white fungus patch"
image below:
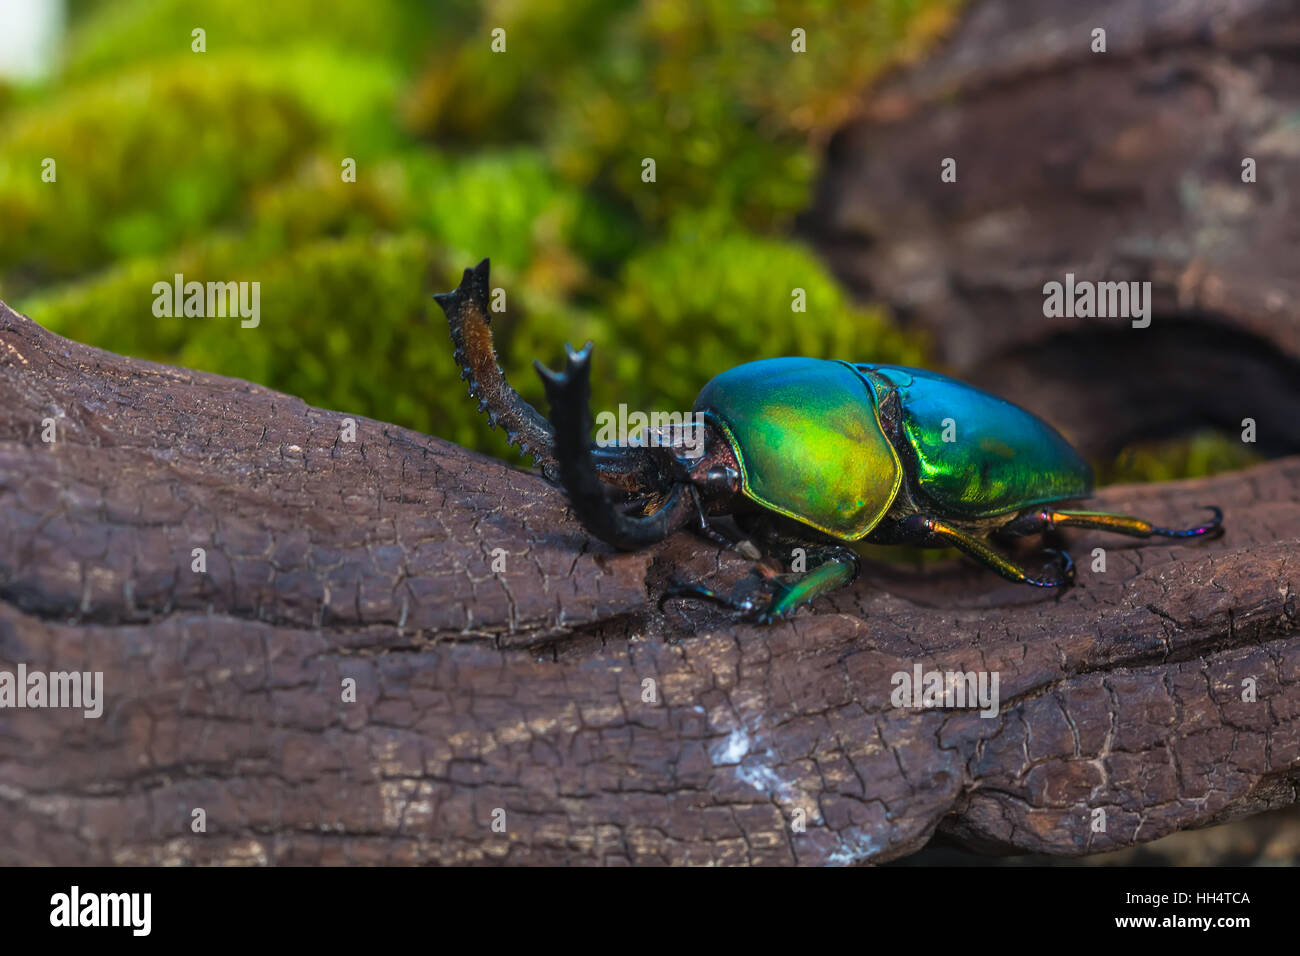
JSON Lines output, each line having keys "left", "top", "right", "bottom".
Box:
{"left": 708, "top": 719, "right": 819, "bottom": 821}
{"left": 712, "top": 727, "right": 751, "bottom": 764}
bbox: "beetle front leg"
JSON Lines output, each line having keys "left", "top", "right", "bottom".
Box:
{"left": 661, "top": 546, "right": 860, "bottom": 624}
{"left": 757, "top": 546, "right": 860, "bottom": 621}
{"left": 535, "top": 343, "right": 696, "bottom": 549}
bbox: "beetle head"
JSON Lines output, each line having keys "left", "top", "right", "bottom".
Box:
{"left": 644, "top": 420, "right": 741, "bottom": 513}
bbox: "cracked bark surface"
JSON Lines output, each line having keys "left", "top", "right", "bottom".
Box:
{"left": 806, "top": 0, "right": 1300, "bottom": 460}
{"left": 2, "top": 300, "right": 1297, "bottom": 865}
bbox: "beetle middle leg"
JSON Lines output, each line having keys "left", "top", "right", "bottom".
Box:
{"left": 661, "top": 545, "right": 860, "bottom": 623}
{"left": 893, "top": 514, "right": 1076, "bottom": 588}
{"left": 686, "top": 502, "right": 763, "bottom": 560}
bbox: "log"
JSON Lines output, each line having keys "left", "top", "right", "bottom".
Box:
{"left": 806, "top": 0, "right": 1300, "bottom": 460}
{"left": 2, "top": 299, "right": 1297, "bottom": 865}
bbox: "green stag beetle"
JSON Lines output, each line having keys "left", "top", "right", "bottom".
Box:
{"left": 436, "top": 260, "right": 1223, "bottom": 623}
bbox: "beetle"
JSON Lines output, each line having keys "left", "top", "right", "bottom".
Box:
{"left": 436, "top": 260, "right": 1223, "bottom": 622}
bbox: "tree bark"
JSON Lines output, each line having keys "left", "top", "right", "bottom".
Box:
{"left": 2, "top": 299, "right": 1297, "bottom": 865}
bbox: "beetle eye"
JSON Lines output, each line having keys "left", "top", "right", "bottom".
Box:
{"left": 706, "top": 466, "right": 738, "bottom": 489}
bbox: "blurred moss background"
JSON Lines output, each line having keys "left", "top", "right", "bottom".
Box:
{"left": 0, "top": 0, "right": 1257, "bottom": 480}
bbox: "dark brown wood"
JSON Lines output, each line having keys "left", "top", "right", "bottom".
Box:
{"left": 805, "top": 0, "right": 1300, "bottom": 460}
{"left": 2, "top": 299, "right": 1297, "bottom": 865}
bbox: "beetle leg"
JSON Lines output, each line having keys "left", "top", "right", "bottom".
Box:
{"left": 658, "top": 581, "right": 736, "bottom": 614}
{"left": 435, "top": 260, "right": 558, "bottom": 475}
{"left": 535, "top": 343, "right": 696, "bottom": 549}
{"left": 435, "top": 259, "right": 659, "bottom": 492}
{"left": 1000, "top": 505, "right": 1223, "bottom": 540}
{"left": 696, "top": 518, "right": 762, "bottom": 561}
{"left": 689, "top": 495, "right": 736, "bottom": 549}
{"left": 896, "top": 515, "right": 1075, "bottom": 588}
{"left": 756, "top": 547, "right": 860, "bottom": 622}
{"left": 685, "top": 498, "right": 764, "bottom": 560}
{"left": 660, "top": 546, "right": 860, "bottom": 623}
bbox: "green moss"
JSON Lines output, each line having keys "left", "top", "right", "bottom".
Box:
{"left": 1099, "top": 430, "right": 1266, "bottom": 485}
{"left": 19, "top": 232, "right": 505, "bottom": 451}
{"left": 0, "top": 44, "right": 422, "bottom": 297}
{"left": 409, "top": 0, "right": 963, "bottom": 230}
{"left": 5, "top": 0, "right": 965, "bottom": 469}
{"left": 234, "top": 48, "right": 409, "bottom": 153}
{"left": 62, "top": 0, "right": 438, "bottom": 80}
{"left": 401, "top": 0, "right": 630, "bottom": 145}
{"left": 0, "top": 62, "right": 320, "bottom": 288}
{"left": 413, "top": 150, "right": 584, "bottom": 276}
{"left": 170, "top": 233, "right": 467, "bottom": 443}
{"left": 478, "top": 217, "right": 931, "bottom": 437}
{"left": 605, "top": 219, "right": 926, "bottom": 406}
{"left": 247, "top": 155, "right": 411, "bottom": 249}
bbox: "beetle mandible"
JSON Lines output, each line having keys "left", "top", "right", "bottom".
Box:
{"left": 436, "top": 260, "right": 1223, "bottom": 623}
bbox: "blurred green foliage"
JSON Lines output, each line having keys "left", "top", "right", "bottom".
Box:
{"left": 0, "top": 64, "right": 320, "bottom": 281}
{"left": 3, "top": 0, "right": 955, "bottom": 468}
{"left": 2, "top": 0, "right": 1243, "bottom": 486}
{"left": 1100, "top": 430, "right": 1266, "bottom": 485}
{"left": 58, "top": 0, "right": 438, "bottom": 80}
